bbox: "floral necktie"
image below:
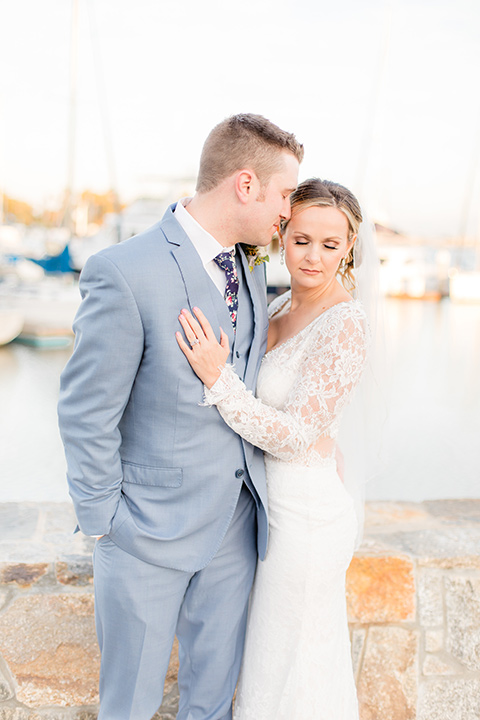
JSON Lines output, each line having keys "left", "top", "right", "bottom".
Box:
{"left": 214, "top": 249, "right": 239, "bottom": 331}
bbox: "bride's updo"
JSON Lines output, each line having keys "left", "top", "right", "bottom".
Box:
{"left": 281, "top": 178, "right": 363, "bottom": 291}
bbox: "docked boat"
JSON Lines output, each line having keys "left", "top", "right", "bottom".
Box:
{"left": 0, "top": 310, "right": 24, "bottom": 346}
{"left": 449, "top": 271, "right": 480, "bottom": 303}
{"left": 15, "top": 323, "right": 73, "bottom": 349}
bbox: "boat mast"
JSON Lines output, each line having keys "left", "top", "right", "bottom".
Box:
{"left": 459, "top": 103, "right": 480, "bottom": 259}
{"left": 0, "top": 110, "right": 4, "bottom": 225}
{"left": 64, "top": 0, "right": 79, "bottom": 236}
{"left": 354, "top": 3, "right": 393, "bottom": 203}
{"left": 86, "top": 0, "right": 121, "bottom": 241}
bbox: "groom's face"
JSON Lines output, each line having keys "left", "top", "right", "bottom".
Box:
{"left": 247, "top": 152, "right": 299, "bottom": 247}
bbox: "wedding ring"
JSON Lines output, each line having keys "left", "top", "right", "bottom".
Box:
{"left": 191, "top": 338, "right": 200, "bottom": 346}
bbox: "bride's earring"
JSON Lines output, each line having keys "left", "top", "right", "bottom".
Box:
{"left": 341, "top": 250, "right": 352, "bottom": 268}
{"left": 280, "top": 246, "right": 285, "bottom": 265}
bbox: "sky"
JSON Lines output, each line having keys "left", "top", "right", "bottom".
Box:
{"left": 1, "top": 0, "right": 480, "bottom": 239}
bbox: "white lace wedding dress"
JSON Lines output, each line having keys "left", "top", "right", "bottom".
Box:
{"left": 204, "top": 291, "right": 368, "bottom": 720}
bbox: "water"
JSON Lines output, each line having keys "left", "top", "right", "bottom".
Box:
{"left": 0, "top": 343, "right": 72, "bottom": 502}
{"left": 0, "top": 299, "right": 479, "bottom": 503}
{"left": 366, "top": 298, "right": 480, "bottom": 501}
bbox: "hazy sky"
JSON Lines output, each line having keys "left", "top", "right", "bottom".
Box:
{"left": 1, "top": 0, "right": 480, "bottom": 238}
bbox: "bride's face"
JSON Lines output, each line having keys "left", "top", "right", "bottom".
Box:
{"left": 283, "top": 205, "right": 354, "bottom": 291}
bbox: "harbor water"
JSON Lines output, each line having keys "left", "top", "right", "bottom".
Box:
{"left": 0, "top": 298, "right": 479, "bottom": 503}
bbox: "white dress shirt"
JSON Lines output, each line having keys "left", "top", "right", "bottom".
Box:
{"left": 174, "top": 197, "right": 236, "bottom": 295}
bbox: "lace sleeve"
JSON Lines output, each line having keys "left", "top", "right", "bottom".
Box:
{"left": 204, "top": 305, "right": 368, "bottom": 461}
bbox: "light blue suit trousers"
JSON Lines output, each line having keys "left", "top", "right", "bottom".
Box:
{"left": 94, "top": 485, "right": 256, "bottom": 720}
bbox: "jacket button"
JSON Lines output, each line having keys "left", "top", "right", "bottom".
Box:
{"left": 236, "top": 351, "right": 240, "bottom": 358}
{"left": 235, "top": 469, "right": 244, "bottom": 478}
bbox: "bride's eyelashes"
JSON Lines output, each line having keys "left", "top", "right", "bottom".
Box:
{"left": 292, "top": 240, "right": 338, "bottom": 250}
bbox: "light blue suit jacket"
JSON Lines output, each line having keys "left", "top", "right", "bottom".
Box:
{"left": 58, "top": 204, "right": 269, "bottom": 572}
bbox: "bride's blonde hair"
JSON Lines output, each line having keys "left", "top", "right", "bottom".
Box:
{"left": 281, "top": 178, "right": 363, "bottom": 291}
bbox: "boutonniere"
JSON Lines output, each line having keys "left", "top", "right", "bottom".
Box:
{"left": 241, "top": 245, "right": 270, "bottom": 272}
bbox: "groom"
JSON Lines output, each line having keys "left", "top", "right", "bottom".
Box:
{"left": 58, "top": 114, "right": 303, "bottom": 720}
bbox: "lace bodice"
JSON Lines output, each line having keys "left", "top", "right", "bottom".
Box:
{"left": 204, "top": 291, "right": 368, "bottom": 467}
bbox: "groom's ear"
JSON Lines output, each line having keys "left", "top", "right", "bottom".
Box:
{"left": 234, "top": 169, "right": 257, "bottom": 204}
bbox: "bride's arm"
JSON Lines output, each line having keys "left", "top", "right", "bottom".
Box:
{"left": 176, "top": 306, "right": 367, "bottom": 462}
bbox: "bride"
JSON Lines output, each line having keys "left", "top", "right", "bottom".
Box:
{"left": 176, "top": 178, "right": 369, "bottom": 719}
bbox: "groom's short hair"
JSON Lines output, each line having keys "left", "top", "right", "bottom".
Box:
{"left": 196, "top": 114, "right": 304, "bottom": 193}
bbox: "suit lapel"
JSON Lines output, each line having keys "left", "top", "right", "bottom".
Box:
{"left": 161, "top": 205, "right": 235, "bottom": 348}
{"left": 237, "top": 246, "right": 269, "bottom": 389}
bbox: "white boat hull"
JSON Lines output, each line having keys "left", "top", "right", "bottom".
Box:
{"left": 0, "top": 311, "right": 24, "bottom": 346}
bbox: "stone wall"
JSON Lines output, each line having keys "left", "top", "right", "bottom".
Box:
{"left": 1, "top": 500, "right": 480, "bottom": 720}
{"left": 351, "top": 501, "right": 480, "bottom": 720}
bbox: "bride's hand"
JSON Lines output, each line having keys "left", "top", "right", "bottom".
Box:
{"left": 176, "top": 307, "right": 230, "bottom": 388}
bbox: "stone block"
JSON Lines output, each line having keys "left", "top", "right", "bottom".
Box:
{"left": 375, "top": 528, "right": 480, "bottom": 559}
{"left": 0, "top": 588, "right": 8, "bottom": 610}
{"left": 30, "top": 712, "right": 79, "bottom": 720}
{"left": 152, "top": 683, "right": 180, "bottom": 720}
{"left": 0, "top": 543, "right": 53, "bottom": 563}
{"left": 0, "top": 667, "right": 14, "bottom": 701}
{"left": 0, "top": 710, "right": 31, "bottom": 720}
{"left": 164, "top": 638, "right": 179, "bottom": 695}
{"left": 445, "top": 577, "right": 480, "bottom": 671}
{"left": 29, "top": 711, "right": 98, "bottom": 720}
{"left": 43, "top": 504, "right": 77, "bottom": 535}
{"left": 356, "top": 537, "right": 394, "bottom": 554}
{"left": 422, "top": 654, "right": 455, "bottom": 676}
{"left": 365, "top": 502, "right": 431, "bottom": 527}
{"left": 418, "top": 679, "right": 480, "bottom": 720}
{"left": 0, "top": 593, "right": 100, "bottom": 706}
{"left": 0, "top": 505, "right": 39, "bottom": 542}
{"left": 423, "top": 499, "right": 480, "bottom": 524}
{"left": 43, "top": 507, "right": 93, "bottom": 554}
{"left": 425, "top": 629, "right": 443, "bottom": 653}
{"left": 357, "top": 626, "right": 418, "bottom": 720}
{"left": 418, "top": 556, "right": 480, "bottom": 569}
{"left": 418, "top": 570, "right": 444, "bottom": 627}
{"left": 55, "top": 557, "right": 93, "bottom": 586}
{"left": 346, "top": 555, "right": 415, "bottom": 623}
{"left": 350, "top": 628, "right": 366, "bottom": 680}
{"left": 0, "top": 563, "right": 49, "bottom": 587}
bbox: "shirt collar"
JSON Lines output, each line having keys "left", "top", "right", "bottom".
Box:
{"left": 174, "top": 197, "right": 235, "bottom": 265}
